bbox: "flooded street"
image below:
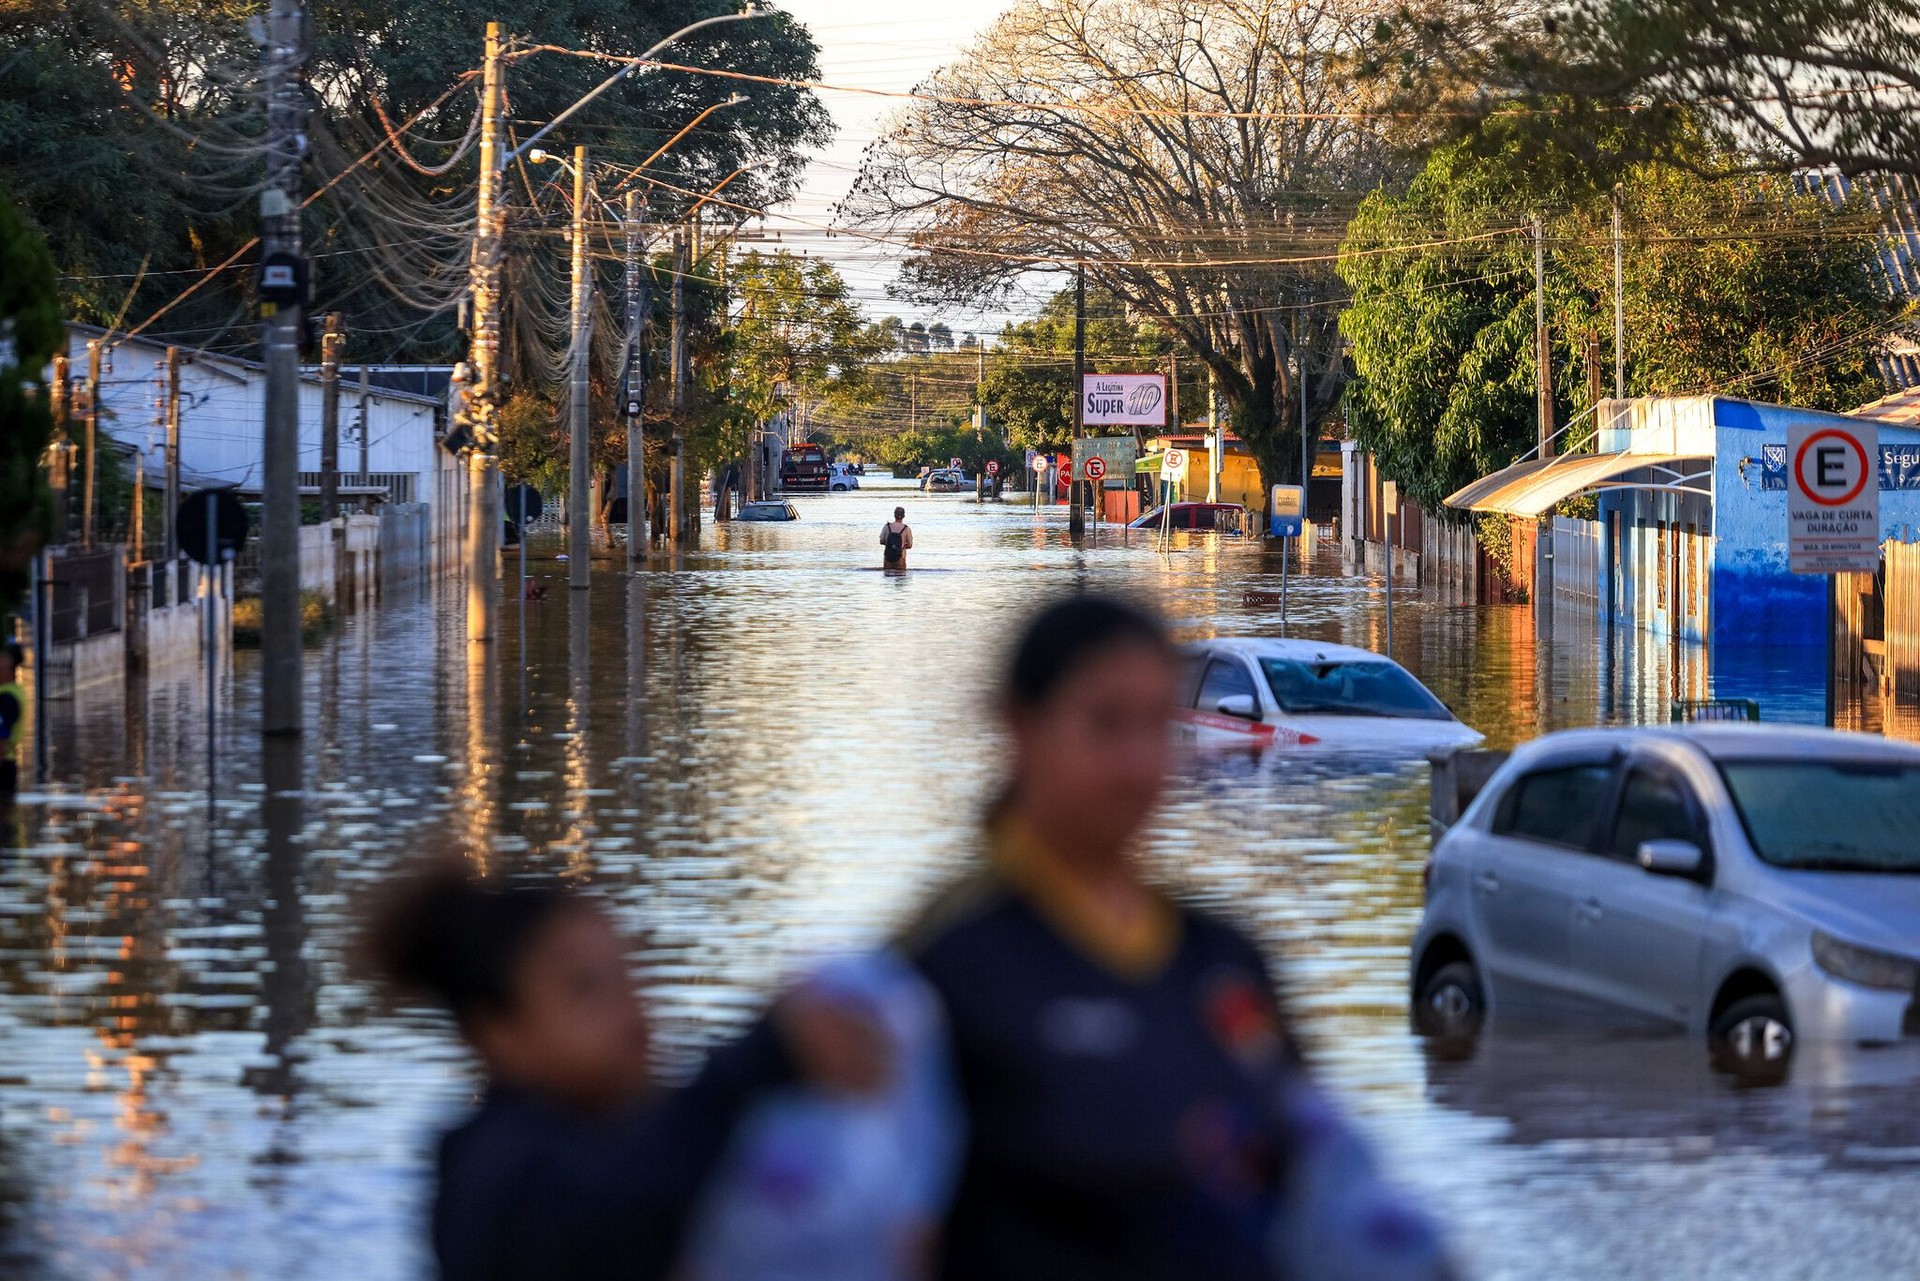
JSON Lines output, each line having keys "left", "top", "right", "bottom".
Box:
{"left": 6, "top": 479, "right": 1919, "bottom": 1280}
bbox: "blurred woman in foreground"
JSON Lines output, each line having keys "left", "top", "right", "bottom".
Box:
{"left": 901, "top": 594, "right": 1451, "bottom": 1281}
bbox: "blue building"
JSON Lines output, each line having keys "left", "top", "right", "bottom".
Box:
{"left": 1446, "top": 395, "right": 1920, "bottom": 707}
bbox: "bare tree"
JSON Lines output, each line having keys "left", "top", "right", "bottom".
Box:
{"left": 846, "top": 0, "right": 1400, "bottom": 485}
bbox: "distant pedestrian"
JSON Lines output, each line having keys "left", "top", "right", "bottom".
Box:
{"left": 366, "top": 864, "right": 891, "bottom": 1281}
{"left": 898, "top": 594, "right": 1453, "bottom": 1281}
{"left": 881, "top": 508, "right": 913, "bottom": 571}
{"left": 0, "top": 641, "right": 24, "bottom": 799}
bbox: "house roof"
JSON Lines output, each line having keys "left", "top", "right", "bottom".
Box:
{"left": 64, "top": 323, "right": 446, "bottom": 410}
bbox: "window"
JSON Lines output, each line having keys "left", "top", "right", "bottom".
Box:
{"left": 1196, "top": 659, "right": 1257, "bottom": 711}
{"left": 1492, "top": 763, "right": 1615, "bottom": 851}
{"left": 1719, "top": 760, "right": 1920, "bottom": 873}
{"left": 1259, "top": 659, "right": 1453, "bottom": 721}
{"left": 1609, "top": 769, "right": 1704, "bottom": 862}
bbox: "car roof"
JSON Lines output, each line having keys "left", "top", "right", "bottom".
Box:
{"left": 1186, "top": 637, "right": 1397, "bottom": 665}
{"left": 1511, "top": 723, "right": 1920, "bottom": 765}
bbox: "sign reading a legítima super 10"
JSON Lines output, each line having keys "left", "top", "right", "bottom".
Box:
{"left": 1788, "top": 419, "right": 1880, "bottom": 574}
{"left": 1082, "top": 374, "right": 1167, "bottom": 427}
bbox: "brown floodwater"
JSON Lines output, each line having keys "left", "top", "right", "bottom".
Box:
{"left": 5, "top": 477, "right": 1918, "bottom": 1279}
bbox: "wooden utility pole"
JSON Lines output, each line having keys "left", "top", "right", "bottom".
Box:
{"left": 164, "top": 347, "right": 180, "bottom": 560}
{"left": 1069, "top": 262, "right": 1086, "bottom": 537}
{"left": 320, "top": 313, "right": 343, "bottom": 522}
{"left": 464, "top": 21, "right": 507, "bottom": 642}
{"left": 1534, "top": 214, "right": 1554, "bottom": 459}
{"left": 259, "top": 0, "right": 308, "bottom": 736}
{"left": 568, "top": 145, "right": 592, "bottom": 590}
{"left": 50, "top": 353, "right": 70, "bottom": 545}
{"left": 623, "top": 189, "right": 649, "bottom": 559}
{"left": 1612, "top": 183, "right": 1626, "bottom": 400}
{"left": 82, "top": 338, "right": 100, "bottom": 548}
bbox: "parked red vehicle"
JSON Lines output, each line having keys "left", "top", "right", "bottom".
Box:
{"left": 1128, "top": 501, "right": 1247, "bottom": 532}
{"left": 780, "top": 443, "right": 830, "bottom": 492}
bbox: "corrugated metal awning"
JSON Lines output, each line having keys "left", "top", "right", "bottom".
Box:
{"left": 1444, "top": 452, "right": 1710, "bottom": 516}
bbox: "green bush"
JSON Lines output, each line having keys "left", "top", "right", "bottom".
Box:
{"left": 231, "top": 591, "right": 337, "bottom": 647}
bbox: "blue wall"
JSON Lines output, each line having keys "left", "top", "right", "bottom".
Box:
{"left": 1709, "top": 399, "right": 1920, "bottom": 647}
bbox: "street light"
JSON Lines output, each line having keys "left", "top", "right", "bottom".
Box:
{"left": 504, "top": 13, "right": 769, "bottom": 168}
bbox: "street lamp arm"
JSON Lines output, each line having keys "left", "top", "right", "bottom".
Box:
{"left": 504, "top": 11, "right": 767, "bottom": 166}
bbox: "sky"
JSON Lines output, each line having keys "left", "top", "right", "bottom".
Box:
{"left": 752, "top": 0, "right": 1022, "bottom": 338}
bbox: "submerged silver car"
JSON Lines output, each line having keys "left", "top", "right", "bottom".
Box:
{"left": 1411, "top": 725, "right": 1920, "bottom": 1074}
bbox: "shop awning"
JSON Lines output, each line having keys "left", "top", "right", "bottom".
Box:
{"left": 1443, "top": 451, "right": 1710, "bottom": 516}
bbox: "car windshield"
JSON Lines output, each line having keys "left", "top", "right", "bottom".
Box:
{"left": 1719, "top": 759, "right": 1920, "bottom": 873}
{"left": 1258, "top": 658, "right": 1453, "bottom": 721}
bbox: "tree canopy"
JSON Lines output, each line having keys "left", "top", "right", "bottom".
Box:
{"left": 0, "top": 192, "right": 62, "bottom": 614}
{"left": 1367, "top": 1, "right": 1920, "bottom": 180}
{"left": 1339, "top": 121, "right": 1897, "bottom": 512}
{"left": 847, "top": 0, "right": 1398, "bottom": 488}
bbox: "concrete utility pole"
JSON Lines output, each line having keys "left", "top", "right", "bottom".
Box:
{"left": 623, "top": 189, "right": 649, "bottom": 560}
{"left": 320, "top": 313, "right": 343, "bottom": 522}
{"left": 1070, "top": 262, "right": 1087, "bottom": 537}
{"left": 1612, "top": 183, "right": 1626, "bottom": 400}
{"left": 49, "top": 354, "right": 70, "bottom": 546}
{"left": 82, "top": 339, "right": 100, "bottom": 549}
{"left": 668, "top": 227, "right": 688, "bottom": 547}
{"left": 164, "top": 347, "right": 180, "bottom": 560}
{"left": 1299, "top": 322, "right": 1311, "bottom": 501}
{"left": 258, "top": 0, "right": 308, "bottom": 736}
{"left": 356, "top": 363, "right": 371, "bottom": 509}
{"left": 568, "top": 145, "right": 592, "bottom": 590}
{"left": 463, "top": 21, "right": 508, "bottom": 642}
{"left": 1533, "top": 214, "right": 1554, "bottom": 460}
{"left": 1207, "top": 365, "right": 1220, "bottom": 504}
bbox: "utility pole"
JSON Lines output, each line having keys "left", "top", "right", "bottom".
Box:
{"left": 623, "top": 189, "right": 649, "bottom": 559}
{"left": 1070, "top": 262, "right": 1086, "bottom": 537}
{"left": 463, "top": 21, "right": 507, "bottom": 642}
{"left": 356, "top": 363, "right": 371, "bottom": 509}
{"left": 1206, "top": 366, "right": 1220, "bottom": 504}
{"left": 568, "top": 145, "right": 592, "bottom": 590}
{"left": 668, "top": 226, "right": 688, "bottom": 547}
{"left": 258, "top": 0, "right": 308, "bottom": 736}
{"left": 1534, "top": 214, "right": 1554, "bottom": 460}
{"left": 1299, "top": 323, "right": 1310, "bottom": 508}
{"left": 164, "top": 347, "right": 180, "bottom": 560}
{"left": 49, "top": 353, "right": 70, "bottom": 546}
{"left": 1612, "top": 182, "right": 1626, "bottom": 400}
{"left": 320, "top": 313, "right": 343, "bottom": 523}
{"left": 82, "top": 339, "right": 100, "bottom": 549}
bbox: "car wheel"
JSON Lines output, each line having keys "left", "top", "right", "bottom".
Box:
{"left": 1709, "top": 994, "right": 1793, "bottom": 1079}
{"left": 1413, "top": 960, "right": 1485, "bottom": 1040}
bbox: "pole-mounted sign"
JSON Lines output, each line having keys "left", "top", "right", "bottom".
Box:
{"left": 1082, "top": 374, "right": 1168, "bottom": 428}
{"left": 1788, "top": 420, "right": 1880, "bottom": 574}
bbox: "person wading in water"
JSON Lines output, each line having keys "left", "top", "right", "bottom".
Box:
{"left": 881, "top": 507, "right": 914, "bottom": 571}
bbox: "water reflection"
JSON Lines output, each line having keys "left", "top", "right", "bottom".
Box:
{"left": 2, "top": 482, "right": 1914, "bottom": 1278}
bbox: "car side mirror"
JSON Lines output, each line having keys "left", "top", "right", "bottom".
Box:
{"left": 1637, "top": 839, "right": 1704, "bottom": 877}
{"left": 1215, "top": 694, "right": 1260, "bottom": 721}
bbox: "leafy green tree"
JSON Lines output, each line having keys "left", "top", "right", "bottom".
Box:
{"left": 1, "top": 192, "right": 62, "bottom": 613}
{"left": 1338, "top": 123, "right": 1894, "bottom": 512}
{"left": 1368, "top": 1, "right": 1920, "bottom": 180}
{"left": 978, "top": 286, "right": 1204, "bottom": 453}
{"left": 725, "top": 251, "right": 880, "bottom": 427}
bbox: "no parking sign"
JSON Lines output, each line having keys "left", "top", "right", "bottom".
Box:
{"left": 1788, "top": 420, "right": 1879, "bottom": 574}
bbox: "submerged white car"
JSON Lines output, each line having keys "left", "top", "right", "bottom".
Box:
{"left": 1176, "top": 638, "right": 1483, "bottom": 752}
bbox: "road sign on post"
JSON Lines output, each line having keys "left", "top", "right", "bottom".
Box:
{"left": 985, "top": 460, "right": 999, "bottom": 476}
{"left": 1269, "top": 484, "right": 1304, "bottom": 538}
{"left": 1083, "top": 455, "right": 1107, "bottom": 482}
{"left": 1788, "top": 420, "right": 1880, "bottom": 574}
{"left": 1032, "top": 454, "right": 1050, "bottom": 473}
{"left": 1163, "top": 449, "right": 1187, "bottom": 477}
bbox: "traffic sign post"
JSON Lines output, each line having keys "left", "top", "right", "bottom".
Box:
{"left": 1032, "top": 452, "right": 1050, "bottom": 510}
{"left": 1787, "top": 419, "right": 1881, "bottom": 725}
{"left": 985, "top": 460, "right": 999, "bottom": 475}
{"left": 1269, "top": 484, "right": 1304, "bottom": 636}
